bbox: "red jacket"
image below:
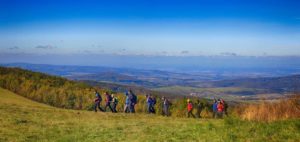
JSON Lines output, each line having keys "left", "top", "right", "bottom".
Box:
{"left": 187, "top": 103, "right": 193, "bottom": 112}
{"left": 217, "top": 103, "right": 224, "bottom": 112}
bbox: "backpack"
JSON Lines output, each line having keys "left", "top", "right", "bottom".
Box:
{"left": 131, "top": 94, "right": 137, "bottom": 104}
{"left": 107, "top": 94, "right": 112, "bottom": 102}
{"left": 114, "top": 98, "right": 118, "bottom": 104}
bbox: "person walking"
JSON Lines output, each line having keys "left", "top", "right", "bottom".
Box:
{"left": 217, "top": 101, "right": 224, "bottom": 118}
{"left": 111, "top": 94, "right": 118, "bottom": 113}
{"left": 146, "top": 95, "right": 153, "bottom": 113}
{"left": 212, "top": 100, "right": 218, "bottom": 118}
{"left": 94, "top": 91, "right": 104, "bottom": 112}
{"left": 221, "top": 99, "right": 228, "bottom": 116}
{"left": 129, "top": 90, "right": 137, "bottom": 113}
{"left": 150, "top": 95, "right": 156, "bottom": 113}
{"left": 195, "top": 100, "right": 203, "bottom": 118}
{"left": 161, "top": 96, "right": 165, "bottom": 115}
{"left": 187, "top": 99, "right": 195, "bottom": 118}
{"left": 124, "top": 91, "right": 132, "bottom": 113}
{"left": 146, "top": 95, "right": 155, "bottom": 114}
{"left": 104, "top": 92, "right": 114, "bottom": 112}
{"left": 162, "top": 96, "right": 171, "bottom": 117}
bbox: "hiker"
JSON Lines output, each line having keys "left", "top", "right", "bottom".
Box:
{"left": 217, "top": 100, "right": 224, "bottom": 118}
{"left": 195, "top": 100, "right": 203, "bottom": 118}
{"left": 162, "top": 96, "right": 171, "bottom": 116}
{"left": 111, "top": 94, "right": 118, "bottom": 113}
{"left": 104, "top": 92, "right": 114, "bottom": 112}
{"left": 124, "top": 91, "right": 132, "bottom": 113}
{"left": 94, "top": 91, "right": 104, "bottom": 112}
{"left": 129, "top": 90, "right": 137, "bottom": 113}
{"left": 146, "top": 95, "right": 152, "bottom": 113}
{"left": 221, "top": 99, "right": 228, "bottom": 116}
{"left": 212, "top": 100, "right": 218, "bottom": 118}
{"left": 151, "top": 95, "right": 156, "bottom": 113}
{"left": 146, "top": 95, "right": 155, "bottom": 114}
{"left": 161, "top": 96, "right": 165, "bottom": 115}
{"left": 187, "top": 99, "right": 195, "bottom": 118}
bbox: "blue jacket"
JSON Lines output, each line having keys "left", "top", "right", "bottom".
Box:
{"left": 213, "top": 103, "right": 218, "bottom": 112}
{"left": 124, "top": 92, "right": 132, "bottom": 105}
{"left": 147, "top": 97, "right": 153, "bottom": 105}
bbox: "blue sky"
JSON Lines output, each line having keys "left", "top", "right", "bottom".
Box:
{"left": 0, "top": 0, "right": 300, "bottom": 57}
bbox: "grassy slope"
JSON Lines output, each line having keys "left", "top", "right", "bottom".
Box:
{"left": 1, "top": 88, "right": 299, "bottom": 142}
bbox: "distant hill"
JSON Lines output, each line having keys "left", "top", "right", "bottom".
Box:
{"left": 211, "top": 75, "right": 300, "bottom": 93}
{"left": 1, "top": 63, "right": 215, "bottom": 88}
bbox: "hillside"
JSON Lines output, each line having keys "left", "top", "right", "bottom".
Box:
{"left": 0, "top": 66, "right": 99, "bottom": 109}
{"left": 1, "top": 87, "right": 299, "bottom": 141}
{"left": 0, "top": 66, "right": 214, "bottom": 117}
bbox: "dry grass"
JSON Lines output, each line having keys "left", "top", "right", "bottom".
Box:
{"left": 237, "top": 95, "right": 300, "bottom": 122}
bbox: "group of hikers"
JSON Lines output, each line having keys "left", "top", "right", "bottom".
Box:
{"left": 212, "top": 98, "right": 228, "bottom": 118}
{"left": 94, "top": 89, "right": 228, "bottom": 118}
{"left": 94, "top": 91, "right": 119, "bottom": 113}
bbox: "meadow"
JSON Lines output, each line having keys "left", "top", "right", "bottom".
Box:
{"left": 1, "top": 88, "right": 299, "bottom": 142}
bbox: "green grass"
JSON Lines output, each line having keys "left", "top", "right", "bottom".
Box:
{"left": 0, "top": 88, "right": 299, "bottom": 142}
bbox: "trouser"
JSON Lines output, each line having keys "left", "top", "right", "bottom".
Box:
{"left": 124, "top": 104, "right": 130, "bottom": 113}
{"left": 94, "top": 102, "right": 104, "bottom": 112}
{"left": 187, "top": 110, "right": 195, "bottom": 118}
{"left": 217, "top": 111, "right": 223, "bottom": 118}
{"left": 147, "top": 104, "right": 152, "bottom": 113}
{"left": 150, "top": 105, "right": 155, "bottom": 113}
{"left": 147, "top": 104, "right": 155, "bottom": 113}
{"left": 196, "top": 110, "right": 202, "bottom": 118}
{"left": 213, "top": 111, "right": 217, "bottom": 118}
{"left": 163, "top": 105, "right": 170, "bottom": 116}
{"left": 130, "top": 104, "right": 135, "bottom": 113}
{"left": 112, "top": 103, "right": 117, "bottom": 112}
{"left": 161, "top": 104, "right": 165, "bottom": 115}
{"left": 104, "top": 103, "right": 114, "bottom": 112}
